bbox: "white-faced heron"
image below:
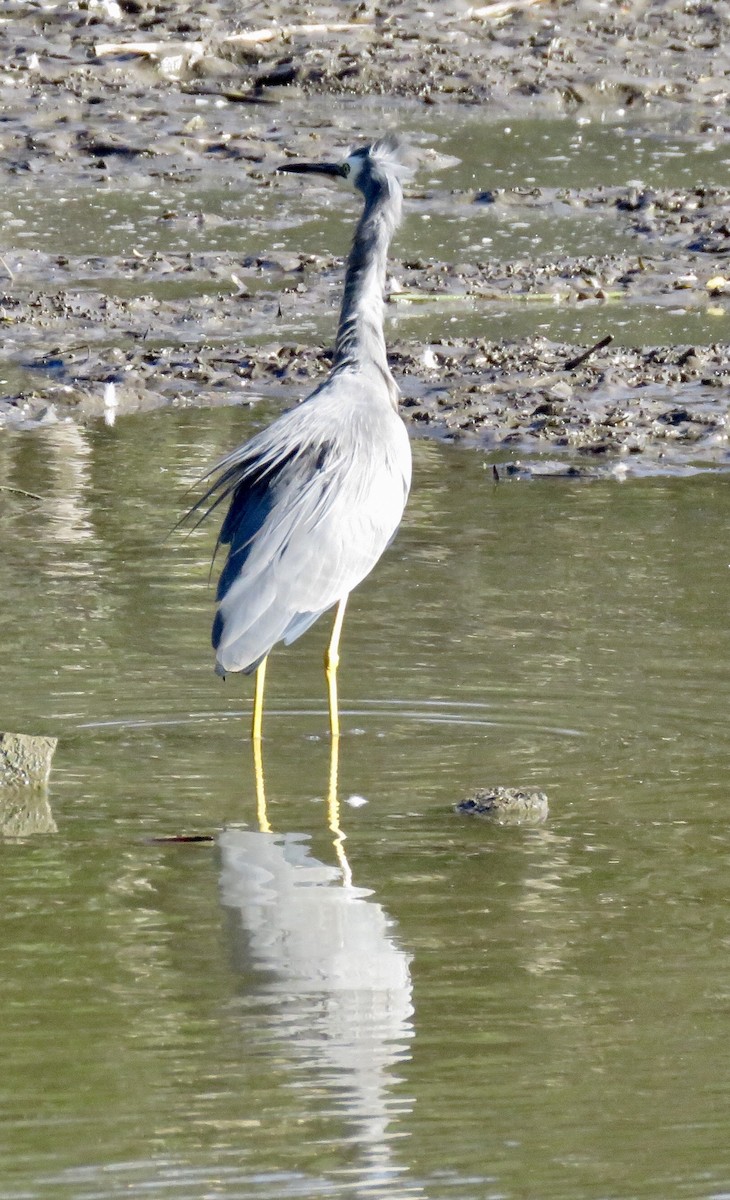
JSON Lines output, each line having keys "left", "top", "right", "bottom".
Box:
{"left": 192, "top": 136, "right": 412, "bottom": 740}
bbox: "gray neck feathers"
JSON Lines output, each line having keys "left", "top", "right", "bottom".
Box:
{"left": 333, "top": 170, "right": 402, "bottom": 377}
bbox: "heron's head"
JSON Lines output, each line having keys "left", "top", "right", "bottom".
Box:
{"left": 277, "top": 135, "right": 412, "bottom": 198}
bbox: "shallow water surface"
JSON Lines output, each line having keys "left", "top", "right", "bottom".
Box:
{"left": 1, "top": 408, "right": 729, "bottom": 1199}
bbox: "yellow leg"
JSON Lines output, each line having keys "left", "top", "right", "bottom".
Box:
{"left": 325, "top": 596, "right": 348, "bottom": 739}
{"left": 251, "top": 655, "right": 268, "bottom": 742}
{"left": 252, "top": 732, "right": 271, "bottom": 833}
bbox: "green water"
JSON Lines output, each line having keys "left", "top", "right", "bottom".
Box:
{"left": 2, "top": 92, "right": 730, "bottom": 1199}
{"left": 1, "top": 408, "right": 729, "bottom": 1199}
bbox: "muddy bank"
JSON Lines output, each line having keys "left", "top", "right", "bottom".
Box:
{"left": 1, "top": 0, "right": 729, "bottom": 473}
{"left": 3, "top": 0, "right": 728, "bottom": 119}
{"left": 4, "top": 308, "right": 728, "bottom": 471}
{"left": 1, "top": 236, "right": 729, "bottom": 470}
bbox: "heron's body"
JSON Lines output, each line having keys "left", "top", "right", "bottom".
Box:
{"left": 212, "top": 369, "right": 410, "bottom": 676}
{"left": 195, "top": 136, "right": 412, "bottom": 736}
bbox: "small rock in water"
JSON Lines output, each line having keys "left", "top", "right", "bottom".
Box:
{"left": 0, "top": 732, "right": 58, "bottom": 788}
{"left": 455, "top": 786, "right": 549, "bottom": 825}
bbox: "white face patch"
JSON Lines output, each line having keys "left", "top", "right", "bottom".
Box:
{"left": 343, "top": 153, "right": 367, "bottom": 190}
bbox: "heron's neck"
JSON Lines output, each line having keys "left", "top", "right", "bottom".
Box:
{"left": 333, "top": 178, "right": 401, "bottom": 378}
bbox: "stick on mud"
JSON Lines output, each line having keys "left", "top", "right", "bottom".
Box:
{"left": 564, "top": 335, "right": 614, "bottom": 371}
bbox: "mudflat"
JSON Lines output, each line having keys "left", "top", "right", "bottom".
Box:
{"left": 1, "top": 0, "right": 728, "bottom": 473}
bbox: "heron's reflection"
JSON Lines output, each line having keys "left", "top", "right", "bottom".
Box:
{"left": 218, "top": 736, "right": 422, "bottom": 1197}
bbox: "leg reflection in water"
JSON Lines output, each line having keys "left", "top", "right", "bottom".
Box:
{"left": 218, "top": 737, "right": 422, "bottom": 1197}
{"left": 253, "top": 728, "right": 352, "bottom": 885}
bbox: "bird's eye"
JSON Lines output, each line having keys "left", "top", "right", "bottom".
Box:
{"left": 341, "top": 162, "right": 350, "bottom": 178}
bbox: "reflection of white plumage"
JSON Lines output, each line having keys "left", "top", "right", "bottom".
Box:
{"left": 219, "top": 827, "right": 411, "bottom": 1007}
{"left": 218, "top": 828, "right": 415, "bottom": 1187}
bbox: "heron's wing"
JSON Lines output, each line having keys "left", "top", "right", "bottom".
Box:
{"left": 209, "top": 376, "right": 411, "bottom": 674}
{"left": 181, "top": 389, "right": 327, "bottom": 551}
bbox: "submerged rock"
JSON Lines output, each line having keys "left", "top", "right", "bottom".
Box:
{"left": 455, "top": 787, "right": 549, "bottom": 825}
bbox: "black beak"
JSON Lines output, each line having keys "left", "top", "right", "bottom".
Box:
{"left": 277, "top": 161, "right": 348, "bottom": 179}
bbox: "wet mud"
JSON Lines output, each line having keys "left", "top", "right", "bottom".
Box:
{"left": 1, "top": 0, "right": 729, "bottom": 474}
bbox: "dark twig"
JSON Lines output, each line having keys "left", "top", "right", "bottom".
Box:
{"left": 564, "top": 334, "right": 613, "bottom": 371}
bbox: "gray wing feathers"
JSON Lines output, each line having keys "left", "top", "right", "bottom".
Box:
{"left": 212, "top": 375, "right": 411, "bottom": 674}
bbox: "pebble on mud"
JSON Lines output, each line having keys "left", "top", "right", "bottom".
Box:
{"left": 455, "top": 787, "right": 549, "bottom": 825}
{"left": 0, "top": 732, "right": 58, "bottom": 789}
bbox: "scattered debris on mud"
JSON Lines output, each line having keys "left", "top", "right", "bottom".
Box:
{"left": 1, "top": 0, "right": 729, "bottom": 475}
{"left": 2, "top": 0, "right": 728, "bottom": 117}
